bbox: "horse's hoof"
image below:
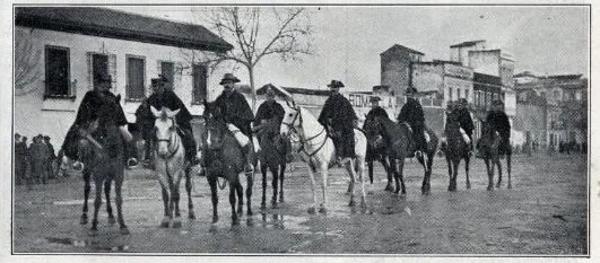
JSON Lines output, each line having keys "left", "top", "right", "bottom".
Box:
{"left": 487, "top": 186, "right": 494, "bottom": 191}
{"left": 120, "top": 226, "right": 130, "bottom": 235}
{"left": 271, "top": 202, "right": 278, "bottom": 209}
{"left": 160, "top": 219, "right": 170, "bottom": 228}
{"left": 80, "top": 214, "right": 88, "bottom": 225}
{"left": 88, "top": 229, "right": 98, "bottom": 236}
{"left": 496, "top": 183, "right": 501, "bottom": 188}
{"left": 189, "top": 213, "right": 196, "bottom": 220}
{"left": 319, "top": 207, "right": 328, "bottom": 214}
{"left": 107, "top": 216, "right": 116, "bottom": 226}
{"left": 212, "top": 216, "right": 219, "bottom": 224}
{"left": 384, "top": 185, "right": 394, "bottom": 192}
{"left": 260, "top": 203, "right": 267, "bottom": 210}
{"left": 507, "top": 184, "right": 512, "bottom": 189}
{"left": 172, "top": 220, "right": 182, "bottom": 229}
{"left": 348, "top": 200, "right": 356, "bottom": 207}
{"left": 247, "top": 209, "right": 253, "bottom": 216}
{"left": 232, "top": 217, "right": 240, "bottom": 226}
{"left": 467, "top": 183, "right": 471, "bottom": 190}
{"left": 279, "top": 196, "right": 284, "bottom": 203}
{"left": 307, "top": 207, "right": 316, "bottom": 214}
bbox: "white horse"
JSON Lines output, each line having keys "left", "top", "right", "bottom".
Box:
{"left": 151, "top": 106, "right": 195, "bottom": 228}
{"left": 280, "top": 100, "right": 368, "bottom": 214}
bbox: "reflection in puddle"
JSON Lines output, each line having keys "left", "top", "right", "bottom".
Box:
{"left": 45, "top": 237, "right": 130, "bottom": 252}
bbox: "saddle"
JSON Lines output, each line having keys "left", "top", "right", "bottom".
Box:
{"left": 226, "top": 124, "right": 261, "bottom": 152}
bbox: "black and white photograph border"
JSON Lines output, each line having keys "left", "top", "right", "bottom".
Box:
{"left": 0, "top": 0, "right": 597, "bottom": 262}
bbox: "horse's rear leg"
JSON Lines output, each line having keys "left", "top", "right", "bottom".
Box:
{"left": 114, "top": 173, "right": 129, "bottom": 235}
{"left": 246, "top": 172, "right": 254, "bottom": 215}
{"left": 260, "top": 164, "right": 267, "bottom": 209}
{"left": 507, "top": 154, "right": 512, "bottom": 189}
{"left": 271, "top": 166, "right": 279, "bottom": 208}
{"left": 279, "top": 163, "right": 285, "bottom": 203}
{"left": 367, "top": 160, "right": 374, "bottom": 185}
{"left": 306, "top": 165, "right": 319, "bottom": 214}
{"left": 236, "top": 179, "right": 244, "bottom": 216}
{"left": 185, "top": 170, "right": 195, "bottom": 220}
{"left": 465, "top": 156, "right": 471, "bottom": 189}
{"left": 345, "top": 159, "right": 357, "bottom": 207}
{"left": 396, "top": 160, "right": 407, "bottom": 195}
{"left": 484, "top": 159, "right": 494, "bottom": 191}
{"left": 495, "top": 157, "right": 503, "bottom": 188}
{"left": 207, "top": 176, "right": 219, "bottom": 223}
{"left": 229, "top": 181, "right": 239, "bottom": 225}
{"left": 81, "top": 170, "right": 91, "bottom": 225}
{"left": 104, "top": 179, "right": 115, "bottom": 225}
{"left": 356, "top": 158, "right": 368, "bottom": 211}
{"left": 446, "top": 156, "right": 453, "bottom": 191}
{"left": 382, "top": 157, "right": 394, "bottom": 192}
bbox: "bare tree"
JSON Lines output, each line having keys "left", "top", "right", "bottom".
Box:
{"left": 15, "top": 29, "right": 42, "bottom": 96}
{"left": 188, "top": 7, "right": 313, "bottom": 110}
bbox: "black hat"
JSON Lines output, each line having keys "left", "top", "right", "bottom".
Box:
{"left": 369, "top": 96, "right": 382, "bottom": 103}
{"left": 220, "top": 73, "right": 240, "bottom": 85}
{"left": 96, "top": 72, "right": 112, "bottom": 84}
{"left": 43, "top": 135, "right": 50, "bottom": 140}
{"left": 458, "top": 98, "right": 468, "bottom": 105}
{"left": 327, "top": 80, "right": 345, "bottom": 88}
{"left": 404, "top": 87, "right": 418, "bottom": 95}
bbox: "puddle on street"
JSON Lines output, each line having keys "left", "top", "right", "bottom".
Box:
{"left": 44, "top": 235, "right": 131, "bottom": 252}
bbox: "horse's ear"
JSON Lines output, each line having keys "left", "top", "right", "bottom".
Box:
{"left": 150, "top": 106, "right": 160, "bottom": 118}
{"left": 167, "top": 108, "right": 180, "bottom": 118}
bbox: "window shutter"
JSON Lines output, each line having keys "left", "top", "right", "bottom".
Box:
{"left": 157, "top": 60, "right": 162, "bottom": 78}
{"left": 109, "top": 54, "right": 117, "bottom": 87}
{"left": 87, "top": 52, "right": 93, "bottom": 90}
{"left": 174, "top": 62, "right": 183, "bottom": 90}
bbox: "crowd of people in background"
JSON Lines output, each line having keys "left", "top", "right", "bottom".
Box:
{"left": 14, "top": 133, "right": 59, "bottom": 185}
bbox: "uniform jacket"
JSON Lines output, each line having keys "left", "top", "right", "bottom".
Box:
{"left": 397, "top": 98, "right": 424, "bottom": 126}
{"left": 456, "top": 107, "right": 474, "bottom": 135}
{"left": 254, "top": 100, "right": 285, "bottom": 127}
{"left": 146, "top": 90, "right": 193, "bottom": 131}
{"left": 366, "top": 106, "right": 389, "bottom": 120}
{"left": 214, "top": 89, "right": 254, "bottom": 135}
{"left": 318, "top": 93, "right": 357, "bottom": 130}
{"left": 486, "top": 110, "right": 511, "bottom": 138}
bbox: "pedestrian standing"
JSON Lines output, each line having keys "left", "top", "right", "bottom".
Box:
{"left": 43, "top": 136, "right": 56, "bottom": 179}
{"left": 15, "top": 133, "right": 26, "bottom": 185}
{"left": 30, "top": 135, "right": 49, "bottom": 184}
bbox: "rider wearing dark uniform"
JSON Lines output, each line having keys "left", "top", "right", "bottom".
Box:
{"left": 61, "top": 72, "right": 133, "bottom": 166}
{"left": 318, "top": 80, "right": 358, "bottom": 163}
{"left": 456, "top": 98, "right": 475, "bottom": 152}
{"left": 397, "top": 86, "right": 426, "bottom": 158}
{"left": 213, "top": 73, "right": 255, "bottom": 173}
{"left": 485, "top": 99, "right": 512, "bottom": 156}
{"left": 365, "top": 96, "right": 389, "bottom": 120}
{"left": 253, "top": 87, "right": 285, "bottom": 140}
{"left": 141, "top": 75, "right": 198, "bottom": 165}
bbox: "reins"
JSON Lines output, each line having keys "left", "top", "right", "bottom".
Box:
{"left": 282, "top": 107, "right": 329, "bottom": 158}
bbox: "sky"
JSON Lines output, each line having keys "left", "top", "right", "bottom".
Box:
{"left": 111, "top": 5, "right": 589, "bottom": 91}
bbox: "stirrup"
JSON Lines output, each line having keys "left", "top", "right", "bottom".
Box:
{"left": 127, "top": 158, "right": 139, "bottom": 168}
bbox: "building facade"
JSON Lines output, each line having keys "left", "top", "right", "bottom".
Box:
{"left": 14, "top": 7, "right": 232, "bottom": 148}
{"left": 380, "top": 44, "right": 424, "bottom": 99}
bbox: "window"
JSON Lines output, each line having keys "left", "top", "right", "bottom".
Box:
{"left": 44, "top": 45, "right": 71, "bottom": 98}
{"left": 575, "top": 90, "right": 582, "bottom": 101}
{"left": 465, "top": 89, "right": 469, "bottom": 101}
{"left": 448, "top": 87, "right": 453, "bottom": 103}
{"left": 554, "top": 90, "right": 561, "bottom": 101}
{"left": 126, "top": 55, "right": 146, "bottom": 101}
{"left": 160, "top": 61, "right": 174, "bottom": 90}
{"left": 457, "top": 88, "right": 462, "bottom": 99}
{"left": 192, "top": 64, "right": 208, "bottom": 104}
{"left": 92, "top": 54, "right": 109, "bottom": 87}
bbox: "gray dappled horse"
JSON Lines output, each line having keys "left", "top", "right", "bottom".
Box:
{"left": 441, "top": 109, "right": 471, "bottom": 191}
{"left": 478, "top": 121, "right": 512, "bottom": 190}
{"left": 363, "top": 115, "right": 438, "bottom": 195}
{"left": 201, "top": 104, "right": 254, "bottom": 225}
{"left": 255, "top": 120, "right": 289, "bottom": 209}
{"left": 151, "top": 106, "right": 195, "bottom": 228}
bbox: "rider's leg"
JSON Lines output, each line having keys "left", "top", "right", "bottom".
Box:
{"left": 413, "top": 123, "right": 426, "bottom": 158}
{"left": 179, "top": 128, "right": 198, "bottom": 165}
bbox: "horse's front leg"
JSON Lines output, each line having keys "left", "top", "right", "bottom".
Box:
{"left": 81, "top": 169, "right": 91, "bottom": 225}
{"left": 279, "top": 163, "right": 285, "bottom": 203}
{"left": 207, "top": 176, "right": 219, "bottom": 223}
{"left": 445, "top": 156, "right": 453, "bottom": 191}
{"left": 495, "top": 156, "right": 503, "bottom": 188}
{"left": 229, "top": 180, "right": 239, "bottom": 225}
{"left": 345, "top": 158, "right": 357, "bottom": 207}
{"left": 246, "top": 171, "right": 254, "bottom": 215}
{"left": 103, "top": 179, "right": 115, "bottom": 225}
{"left": 356, "top": 157, "right": 368, "bottom": 211}
{"left": 185, "top": 168, "right": 195, "bottom": 220}
{"left": 90, "top": 176, "right": 103, "bottom": 234}
{"left": 171, "top": 173, "right": 183, "bottom": 228}
{"left": 465, "top": 156, "right": 471, "bottom": 189}
{"left": 260, "top": 164, "right": 267, "bottom": 210}
{"left": 397, "top": 159, "right": 407, "bottom": 195}
{"left": 306, "top": 163, "right": 319, "bottom": 214}
{"left": 160, "top": 186, "right": 170, "bottom": 228}
{"left": 381, "top": 156, "right": 394, "bottom": 192}
{"left": 271, "top": 165, "right": 279, "bottom": 208}
{"left": 319, "top": 162, "right": 329, "bottom": 214}
{"left": 484, "top": 159, "right": 494, "bottom": 191}
{"left": 114, "top": 167, "right": 129, "bottom": 235}
{"left": 506, "top": 154, "right": 512, "bottom": 189}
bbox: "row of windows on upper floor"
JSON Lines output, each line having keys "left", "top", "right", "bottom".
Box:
{"left": 42, "top": 45, "right": 208, "bottom": 104}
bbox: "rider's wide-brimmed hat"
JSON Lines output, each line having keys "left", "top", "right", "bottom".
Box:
{"left": 492, "top": 99, "right": 504, "bottom": 106}
{"left": 326, "top": 80, "right": 345, "bottom": 88}
{"left": 458, "top": 98, "right": 468, "bottom": 106}
{"left": 220, "top": 73, "right": 240, "bottom": 85}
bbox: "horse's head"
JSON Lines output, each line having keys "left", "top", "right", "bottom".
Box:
{"left": 280, "top": 99, "right": 301, "bottom": 137}
{"left": 363, "top": 116, "right": 385, "bottom": 148}
{"left": 444, "top": 109, "right": 461, "bottom": 134}
{"left": 202, "top": 104, "right": 227, "bottom": 150}
{"left": 150, "top": 106, "right": 180, "bottom": 158}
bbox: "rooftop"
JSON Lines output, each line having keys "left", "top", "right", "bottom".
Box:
{"left": 15, "top": 7, "right": 233, "bottom": 52}
{"left": 450, "top": 40, "right": 486, "bottom": 48}
{"left": 381, "top": 44, "right": 425, "bottom": 56}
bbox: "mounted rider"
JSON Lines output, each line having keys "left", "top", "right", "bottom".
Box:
{"left": 318, "top": 80, "right": 358, "bottom": 163}
{"left": 61, "top": 72, "right": 134, "bottom": 168}
{"left": 455, "top": 98, "right": 475, "bottom": 153}
{"left": 365, "top": 95, "right": 389, "bottom": 120}
{"left": 213, "top": 73, "right": 257, "bottom": 174}
{"left": 139, "top": 75, "right": 198, "bottom": 165}
{"left": 253, "top": 87, "right": 285, "bottom": 142}
{"left": 484, "top": 99, "right": 512, "bottom": 156}
{"left": 397, "top": 86, "right": 427, "bottom": 158}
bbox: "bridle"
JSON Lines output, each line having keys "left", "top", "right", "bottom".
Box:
{"left": 155, "top": 117, "right": 181, "bottom": 160}
{"left": 281, "top": 105, "right": 328, "bottom": 158}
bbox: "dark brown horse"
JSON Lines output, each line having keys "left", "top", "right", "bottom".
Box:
{"left": 478, "top": 121, "right": 512, "bottom": 190}
{"left": 441, "top": 109, "right": 471, "bottom": 191}
{"left": 201, "top": 104, "right": 254, "bottom": 225}
{"left": 363, "top": 119, "right": 393, "bottom": 192}
{"left": 255, "top": 120, "right": 289, "bottom": 209}
{"left": 363, "top": 115, "right": 438, "bottom": 195}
